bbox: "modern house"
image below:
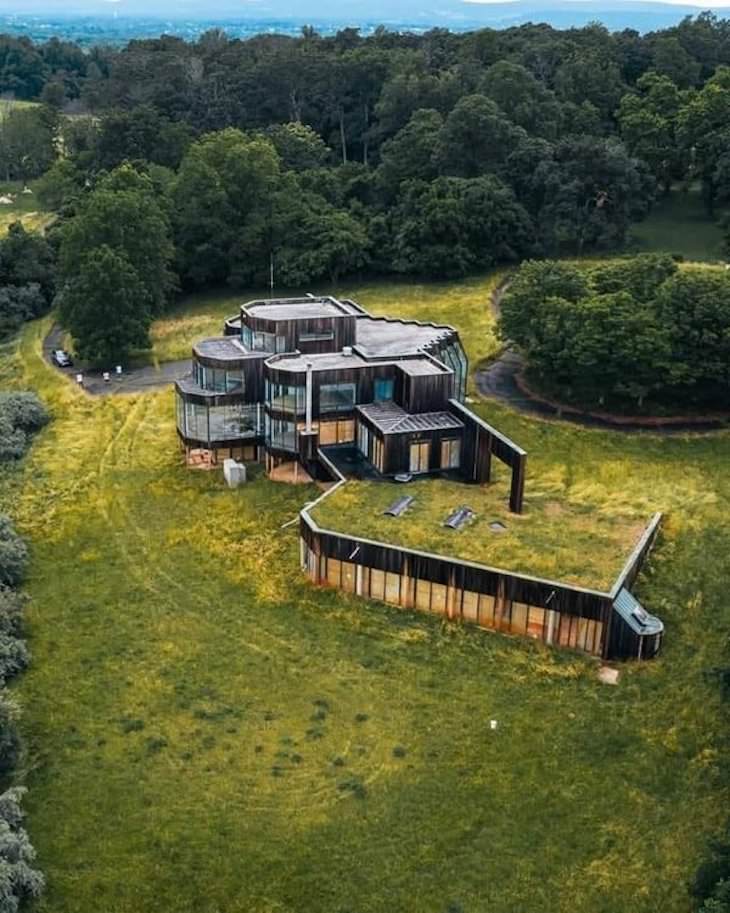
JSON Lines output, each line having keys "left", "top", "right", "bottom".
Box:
{"left": 175, "top": 295, "right": 663, "bottom": 662}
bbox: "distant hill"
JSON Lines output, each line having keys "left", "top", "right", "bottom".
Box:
{"left": 1, "top": 0, "right": 728, "bottom": 44}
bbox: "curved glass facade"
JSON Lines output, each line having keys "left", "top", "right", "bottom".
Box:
{"left": 437, "top": 340, "right": 468, "bottom": 402}
{"left": 266, "top": 379, "right": 305, "bottom": 415}
{"left": 175, "top": 394, "right": 262, "bottom": 443}
{"left": 192, "top": 362, "right": 244, "bottom": 393}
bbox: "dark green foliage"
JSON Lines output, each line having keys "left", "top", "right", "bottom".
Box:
{"left": 59, "top": 164, "right": 175, "bottom": 318}
{"left": 0, "top": 224, "right": 56, "bottom": 338}
{"left": 0, "top": 518, "right": 26, "bottom": 589}
{"left": 500, "top": 256, "right": 730, "bottom": 410}
{"left": 0, "top": 106, "right": 55, "bottom": 183}
{"left": 58, "top": 245, "right": 151, "bottom": 364}
{"left": 391, "top": 176, "right": 534, "bottom": 278}
{"left": 0, "top": 787, "right": 44, "bottom": 911}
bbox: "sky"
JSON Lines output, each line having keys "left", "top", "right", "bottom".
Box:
{"left": 5, "top": 0, "right": 729, "bottom": 14}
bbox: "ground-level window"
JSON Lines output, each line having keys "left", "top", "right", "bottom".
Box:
{"left": 373, "top": 437, "right": 384, "bottom": 472}
{"left": 440, "top": 438, "right": 461, "bottom": 470}
{"left": 319, "top": 418, "right": 355, "bottom": 445}
{"left": 409, "top": 440, "right": 430, "bottom": 473}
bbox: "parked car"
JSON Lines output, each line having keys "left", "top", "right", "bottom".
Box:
{"left": 52, "top": 349, "right": 73, "bottom": 368}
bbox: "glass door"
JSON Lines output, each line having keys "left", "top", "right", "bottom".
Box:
{"left": 409, "top": 440, "right": 430, "bottom": 473}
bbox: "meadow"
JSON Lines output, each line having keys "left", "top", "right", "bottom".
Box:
{"left": 0, "top": 180, "right": 53, "bottom": 236}
{"left": 1, "top": 281, "right": 729, "bottom": 912}
{"left": 148, "top": 272, "right": 504, "bottom": 375}
{"left": 629, "top": 186, "right": 725, "bottom": 262}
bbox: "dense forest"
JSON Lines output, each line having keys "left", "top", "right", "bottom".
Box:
{"left": 3, "top": 15, "right": 730, "bottom": 356}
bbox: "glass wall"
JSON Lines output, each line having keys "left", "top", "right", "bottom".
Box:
{"left": 319, "top": 418, "right": 355, "bottom": 445}
{"left": 438, "top": 340, "right": 468, "bottom": 402}
{"left": 266, "top": 379, "right": 305, "bottom": 414}
{"left": 176, "top": 393, "right": 261, "bottom": 443}
{"left": 307, "top": 546, "right": 604, "bottom": 657}
{"left": 208, "top": 403, "right": 261, "bottom": 441}
{"left": 241, "top": 324, "right": 285, "bottom": 353}
{"left": 265, "top": 414, "right": 296, "bottom": 451}
{"left": 320, "top": 382, "right": 357, "bottom": 413}
{"left": 193, "top": 362, "right": 244, "bottom": 393}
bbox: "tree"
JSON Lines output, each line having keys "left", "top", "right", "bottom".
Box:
{"left": 499, "top": 260, "right": 589, "bottom": 351}
{"left": 0, "top": 107, "right": 55, "bottom": 183}
{"left": 653, "top": 269, "right": 730, "bottom": 392}
{"left": 377, "top": 109, "right": 442, "bottom": 196}
{"left": 264, "top": 122, "right": 330, "bottom": 171}
{"left": 172, "top": 129, "right": 280, "bottom": 288}
{"left": 536, "top": 136, "right": 655, "bottom": 254}
{"left": 590, "top": 253, "right": 678, "bottom": 302}
{"left": 391, "top": 175, "right": 533, "bottom": 278}
{"left": 617, "top": 71, "right": 687, "bottom": 193}
{"left": 58, "top": 245, "right": 152, "bottom": 364}
{"left": 650, "top": 35, "right": 701, "bottom": 89}
{"left": 59, "top": 164, "right": 175, "bottom": 315}
{"left": 434, "top": 94, "right": 527, "bottom": 178}
{"left": 678, "top": 66, "right": 730, "bottom": 212}
{"left": 0, "top": 222, "right": 56, "bottom": 307}
{"left": 479, "top": 61, "right": 562, "bottom": 139}
{"left": 701, "top": 880, "right": 730, "bottom": 913}
{"left": 92, "top": 106, "right": 193, "bottom": 171}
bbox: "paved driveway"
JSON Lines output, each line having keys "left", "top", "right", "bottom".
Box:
{"left": 43, "top": 324, "right": 189, "bottom": 395}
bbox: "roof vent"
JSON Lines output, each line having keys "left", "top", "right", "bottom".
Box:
{"left": 342, "top": 346, "right": 353, "bottom": 356}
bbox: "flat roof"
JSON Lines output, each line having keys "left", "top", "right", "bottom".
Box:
{"left": 193, "top": 337, "right": 258, "bottom": 361}
{"left": 397, "top": 358, "right": 447, "bottom": 376}
{"left": 357, "top": 402, "right": 463, "bottom": 435}
{"left": 244, "top": 298, "right": 350, "bottom": 321}
{"left": 310, "top": 476, "right": 651, "bottom": 592}
{"left": 354, "top": 316, "right": 455, "bottom": 357}
{"left": 266, "top": 352, "right": 448, "bottom": 376}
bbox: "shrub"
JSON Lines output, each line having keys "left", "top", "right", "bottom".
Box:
{"left": 0, "top": 697, "right": 20, "bottom": 780}
{"left": 0, "top": 519, "right": 27, "bottom": 589}
{"left": 0, "top": 787, "right": 45, "bottom": 912}
{"left": 0, "top": 393, "right": 48, "bottom": 463}
{"left": 0, "top": 590, "right": 25, "bottom": 640}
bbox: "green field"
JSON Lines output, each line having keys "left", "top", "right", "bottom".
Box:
{"left": 630, "top": 186, "right": 725, "bottom": 261}
{"left": 1, "top": 298, "right": 729, "bottom": 913}
{"left": 0, "top": 181, "right": 53, "bottom": 236}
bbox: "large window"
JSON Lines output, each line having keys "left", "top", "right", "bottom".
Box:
{"left": 319, "top": 382, "right": 357, "bottom": 413}
{"left": 319, "top": 419, "right": 355, "bottom": 445}
{"left": 265, "top": 415, "right": 296, "bottom": 451}
{"left": 193, "top": 363, "right": 243, "bottom": 393}
{"left": 440, "top": 438, "right": 461, "bottom": 470}
{"left": 241, "top": 325, "right": 277, "bottom": 353}
{"left": 178, "top": 398, "right": 261, "bottom": 443}
{"left": 266, "top": 380, "right": 305, "bottom": 414}
{"left": 438, "top": 340, "right": 467, "bottom": 402}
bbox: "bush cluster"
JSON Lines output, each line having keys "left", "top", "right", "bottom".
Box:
{"left": 0, "top": 393, "right": 49, "bottom": 463}
{"left": 499, "top": 255, "right": 730, "bottom": 411}
{"left": 0, "top": 393, "right": 47, "bottom": 911}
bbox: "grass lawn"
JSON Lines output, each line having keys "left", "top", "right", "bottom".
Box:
{"left": 312, "top": 472, "right": 653, "bottom": 592}
{"left": 0, "top": 317, "right": 729, "bottom": 913}
{"left": 149, "top": 272, "right": 504, "bottom": 380}
{"left": 630, "top": 186, "right": 725, "bottom": 261}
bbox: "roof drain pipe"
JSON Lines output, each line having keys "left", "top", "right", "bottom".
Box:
{"left": 305, "top": 361, "right": 313, "bottom": 434}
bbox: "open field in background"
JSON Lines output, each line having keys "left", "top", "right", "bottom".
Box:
{"left": 0, "top": 317, "right": 729, "bottom": 912}
{"left": 0, "top": 180, "right": 53, "bottom": 235}
{"left": 629, "top": 186, "right": 725, "bottom": 261}
{"left": 0, "top": 99, "right": 39, "bottom": 122}
{"left": 148, "top": 272, "right": 504, "bottom": 377}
